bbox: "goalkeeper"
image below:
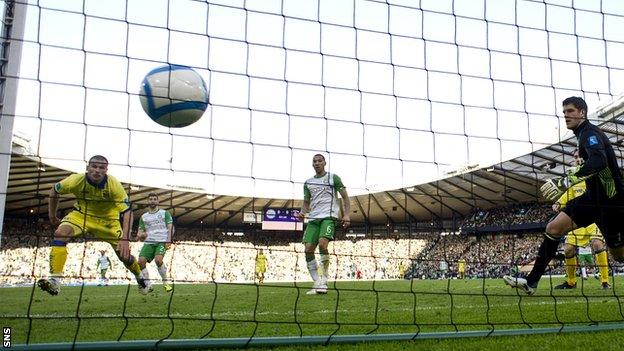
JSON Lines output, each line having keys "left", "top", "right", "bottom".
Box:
{"left": 505, "top": 96, "right": 624, "bottom": 295}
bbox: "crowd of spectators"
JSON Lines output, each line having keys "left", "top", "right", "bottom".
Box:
{"left": 460, "top": 202, "right": 552, "bottom": 229}
{"left": 408, "top": 233, "right": 545, "bottom": 279}
{"left": 2, "top": 215, "right": 623, "bottom": 287}
{"left": 0, "top": 218, "right": 426, "bottom": 286}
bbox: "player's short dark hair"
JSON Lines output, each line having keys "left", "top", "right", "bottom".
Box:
{"left": 313, "top": 153, "right": 325, "bottom": 161}
{"left": 148, "top": 192, "right": 158, "bottom": 198}
{"left": 562, "top": 96, "right": 588, "bottom": 115}
{"left": 88, "top": 155, "right": 108, "bottom": 165}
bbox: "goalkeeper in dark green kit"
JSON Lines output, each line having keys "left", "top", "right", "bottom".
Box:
{"left": 504, "top": 96, "right": 624, "bottom": 294}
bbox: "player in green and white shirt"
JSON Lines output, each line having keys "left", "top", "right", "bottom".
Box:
{"left": 96, "top": 250, "right": 112, "bottom": 286}
{"left": 137, "top": 193, "right": 174, "bottom": 292}
{"left": 577, "top": 244, "right": 594, "bottom": 280}
{"left": 296, "top": 154, "right": 350, "bottom": 295}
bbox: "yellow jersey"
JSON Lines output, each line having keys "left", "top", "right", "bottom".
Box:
{"left": 458, "top": 259, "right": 466, "bottom": 272}
{"left": 557, "top": 182, "right": 586, "bottom": 207}
{"left": 54, "top": 173, "right": 130, "bottom": 220}
{"left": 256, "top": 254, "right": 267, "bottom": 269}
{"left": 556, "top": 182, "right": 598, "bottom": 236}
{"left": 398, "top": 263, "right": 406, "bottom": 275}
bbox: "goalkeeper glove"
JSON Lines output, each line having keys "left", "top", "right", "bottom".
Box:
{"left": 540, "top": 171, "right": 584, "bottom": 201}
{"left": 540, "top": 178, "right": 567, "bottom": 201}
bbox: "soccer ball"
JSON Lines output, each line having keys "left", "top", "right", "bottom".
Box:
{"left": 139, "top": 64, "right": 209, "bottom": 128}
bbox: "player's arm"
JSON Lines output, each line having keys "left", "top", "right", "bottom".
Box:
{"left": 107, "top": 257, "right": 112, "bottom": 269}
{"left": 540, "top": 167, "right": 589, "bottom": 201}
{"left": 552, "top": 186, "right": 575, "bottom": 211}
{"left": 112, "top": 180, "right": 133, "bottom": 259}
{"left": 118, "top": 209, "right": 133, "bottom": 259}
{"left": 136, "top": 215, "right": 147, "bottom": 240}
{"left": 167, "top": 220, "right": 173, "bottom": 235}
{"left": 48, "top": 174, "right": 77, "bottom": 226}
{"left": 48, "top": 186, "right": 61, "bottom": 226}
{"left": 165, "top": 211, "right": 174, "bottom": 249}
{"left": 122, "top": 209, "right": 133, "bottom": 236}
{"left": 553, "top": 130, "right": 608, "bottom": 189}
{"left": 339, "top": 187, "right": 351, "bottom": 227}
{"left": 541, "top": 130, "right": 609, "bottom": 201}
{"left": 334, "top": 174, "right": 351, "bottom": 228}
{"left": 165, "top": 223, "right": 173, "bottom": 249}
{"left": 297, "top": 184, "right": 311, "bottom": 221}
{"left": 136, "top": 229, "right": 146, "bottom": 241}
{"left": 575, "top": 130, "right": 608, "bottom": 178}
{"left": 299, "top": 199, "right": 310, "bottom": 219}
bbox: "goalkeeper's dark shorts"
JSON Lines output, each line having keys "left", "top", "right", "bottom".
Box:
{"left": 562, "top": 192, "right": 624, "bottom": 248}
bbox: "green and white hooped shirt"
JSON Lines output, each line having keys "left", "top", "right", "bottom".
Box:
{"left": 304, "top": 172, "right": 345, "bottom": 221}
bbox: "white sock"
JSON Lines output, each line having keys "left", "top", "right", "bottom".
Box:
{"left": 307, "top": 259, "right": 319, "bottom": 282}
{"left": 50, "top": 276, "right": 61, "bottom": 288}
{"left": 320, "top": 254, "right": 330, "bottom": 280}
{"left": 141, "top": 268, "right": 150, "bottom": 281}
{"left": 157, "top": 264, "right": 168, "bottom": 282}
{"left": 581, "top": 267, "right": 587, "bottom": 278}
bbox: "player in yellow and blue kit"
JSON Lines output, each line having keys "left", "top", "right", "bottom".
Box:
{"left": 457, "top": 259, "right": 466, "bottom": 279}
{"left": 551, "top": 152, "right": 610, "bottom": 290}
{"left": 255, "top": 249, "right": 267, "bottom": 284}
{"left": 398, "top": 261, "right": 407, "bottom": 279}
{"left": 37, "top": 155, "right": 150, "bottom": 295}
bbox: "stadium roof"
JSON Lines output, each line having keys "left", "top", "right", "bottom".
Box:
{"left": 3, "top": 152, "right": 535, "bottom": 227}
{"left": 5, "top": 96, "right": 624, "bottom": 227}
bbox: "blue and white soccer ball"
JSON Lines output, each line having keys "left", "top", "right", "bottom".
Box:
{"left": 139, "top": 65, "right": 209, "bottom": 128}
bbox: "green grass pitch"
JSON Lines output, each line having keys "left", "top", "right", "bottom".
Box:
{"left": 1, "top": 278, "right": 623, "bottom": 350}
